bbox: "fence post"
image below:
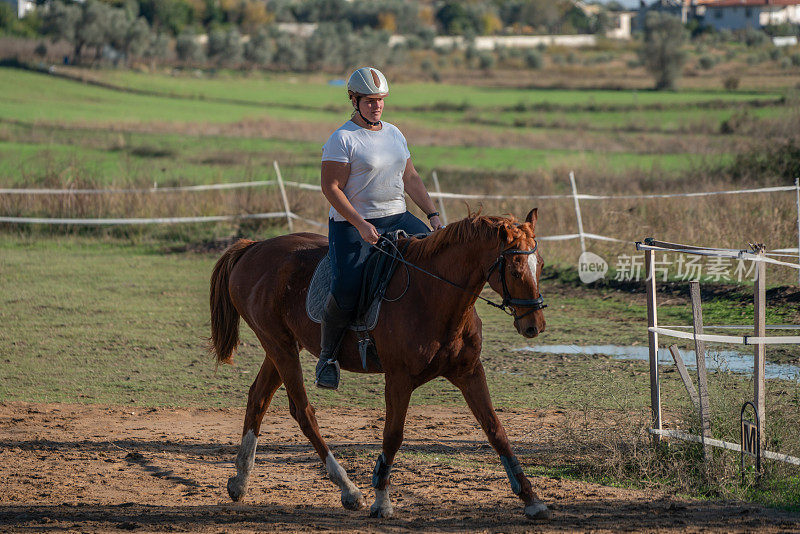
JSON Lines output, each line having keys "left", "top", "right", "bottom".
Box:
{"left": 795, "top": 178, "right": 800, "bottom": 285}
{"left": 667, "top": 344, "right": 700, "bottom": 411}
{"left": 569, "top": 170, "right": 586, "bottom": 255}
{"left": 431, "top": 170, "right": 448, "bottom": 226}
{"left": 645, "top": 249, "right": 662, "bottom": 442}
{"left": 273, "top": 160, "right": 293, "bottom": 233}
{"left": 690, "top": 281, "right": 713, "bottom": 464}
{"left": 754, "top": 250, "right": 766, "bottom": 447}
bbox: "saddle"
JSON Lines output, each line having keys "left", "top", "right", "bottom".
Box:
{"left": 305, "top": 230, "right": 417, "bottom": 370}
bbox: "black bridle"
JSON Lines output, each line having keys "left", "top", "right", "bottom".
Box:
{"left": 373, "top": 235, "right": 546, "bottom": 321}
{"left": 486, "top": 243, "right": 547, "bottom": 320}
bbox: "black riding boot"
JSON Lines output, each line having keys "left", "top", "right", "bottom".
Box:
{"left": 315, "top": 294, "right": 352, "bottom": 390}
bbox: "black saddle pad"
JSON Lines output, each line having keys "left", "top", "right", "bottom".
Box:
{"left": 305, "top": 254, "right": 381, "bottom": 332}
{"left": 305, "top": 230, "right": 419, "bottom": 332}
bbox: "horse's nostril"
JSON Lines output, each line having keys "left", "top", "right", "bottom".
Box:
{"left": 525, "top": 326, "right": 538, "bottom": 337}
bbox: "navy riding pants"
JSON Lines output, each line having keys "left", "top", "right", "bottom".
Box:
{"left": 328, "top": 211, "right": 429, "bottom": 312}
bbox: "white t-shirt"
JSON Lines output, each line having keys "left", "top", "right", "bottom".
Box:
{"left": 321, "top": 120, "right": 410, "bottom": 222}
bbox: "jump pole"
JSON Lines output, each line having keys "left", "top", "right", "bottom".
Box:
{"left": 754, "top": 249, "right": 766, "bottom": 445}
{"left": 273, "top": 160, "right": 294, "bottom": 233}
{"left": 689, "top": 281, "right": 713, "bottom": 463}
{"left": 645, "top": 249, "right": 662, "bottom": 441}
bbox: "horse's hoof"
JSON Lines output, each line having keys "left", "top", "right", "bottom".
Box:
{"left": 227, "top": 476, "right": 246, "bottom": 502}
{"left": 341, "top": 488, "right": 366, "bottom": 510}
{"left": 524, "top": 501, "right": 551, "bottom": 520}
{"left": 369, "top": 503, "right": 394, "bottom": 518}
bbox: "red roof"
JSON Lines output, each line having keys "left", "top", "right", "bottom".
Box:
{"left": 696, "top": 0, "right": 800, "bottom": 6}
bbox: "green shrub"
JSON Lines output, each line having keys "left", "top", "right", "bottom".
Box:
{"left": 698, "top": 55, "right": 715, "bottom": 69}
{"left": 723, "top": 75, "right": 740, "bottom": 90}
{"left": 743, "top": 28, "right": 768, "bottom": 47}
{"left": 524, "top": 49, "right": 543, "bottom": 69}
{"left": 477, "top": 51, "right": 495, "bottom": 70}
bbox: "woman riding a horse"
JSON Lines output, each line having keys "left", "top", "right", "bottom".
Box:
{"left": 209, "top": 67, "right": 550, "bottom": 520}
{"left": 317, "top": 66, "right": 443, "bottom": 390}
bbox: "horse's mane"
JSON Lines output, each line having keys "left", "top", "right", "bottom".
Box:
{"left": 405, "top": 211, "right": 536, "bottom": 261}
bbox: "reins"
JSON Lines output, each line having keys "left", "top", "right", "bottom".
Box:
{"left": 372, "top": 233, "right": 546, "bottom": 320}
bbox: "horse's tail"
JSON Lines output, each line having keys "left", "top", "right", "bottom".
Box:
{"left": 209, "top": 239, "right": 256, "bottom": 366}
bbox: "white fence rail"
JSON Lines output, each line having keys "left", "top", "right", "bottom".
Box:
{"left": 2, "top": 165, "right": 799, "bottom": 268}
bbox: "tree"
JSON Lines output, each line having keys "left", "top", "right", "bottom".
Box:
{"left": 517, "top": 0, "right": 566, "bottom": 33}
{"left": 207, "top": 27, "right": 243, "bottom": 66}
{"left": 435, "top": 1, "right": 481, "bottom": 36}
{"left": 75, "top": 0, "right": 113, "bottom": 60}
{"left": 125, "top": 17, "right": 153, "bottom": 59}
{"left": 0, "top": 3, "right": 15, "bottom": 33}
{"left": 638, "top": 12, "right": 688, "bottom": 91}
{"left": 305, "top": 22, "right": 342, "bottom": 69}
{"left": 144, "top": 31, "right": 169, "bottom": 61}
{"left": 241, "top": 1, "right": 273, "bottom": 34}
{"left": 138, "top": 0, "right": 195, "bottom": 35}
{"left": 176, "top": 31, "right": 206, "bottom": 63}
{"left": 43, "top": 1, "right": 81, "bottom": 57}
{"left": 274, "top": 32, "right": 307, "bottom": 71}
{"left": 244, "top": 28, "right": 274, "bottom": 65}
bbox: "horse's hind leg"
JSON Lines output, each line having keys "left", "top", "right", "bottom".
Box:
{"left": 227, "top": 355, "right": 283, "bottom": 502}
{"left": 280, "top": 350, "right": 365, "bottom": 511}
{"left": 447, "top": 362, "right": 550, "bottom": 520}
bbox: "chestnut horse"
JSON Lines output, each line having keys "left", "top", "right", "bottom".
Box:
{"left": 209, "top": 209, "right": 550, "bottom": 519}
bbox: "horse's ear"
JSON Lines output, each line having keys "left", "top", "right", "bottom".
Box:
{"left": 525, "top": 208, "right": 538, "bottom": 226}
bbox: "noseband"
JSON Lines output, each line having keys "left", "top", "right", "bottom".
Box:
{"left": 486, "top": 242, "right": 547, "bottom": 321}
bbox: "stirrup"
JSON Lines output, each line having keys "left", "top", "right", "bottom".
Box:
{"left": 315, "top": 358, "right": 340, "bottom": 390}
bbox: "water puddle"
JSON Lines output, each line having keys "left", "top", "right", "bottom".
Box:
{"left": 514, "top": 345, "right": 800, "bottom": 381}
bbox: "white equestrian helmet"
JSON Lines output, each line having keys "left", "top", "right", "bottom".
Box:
{"left": 346, "top": 67, "right": 389, "bottom": 97}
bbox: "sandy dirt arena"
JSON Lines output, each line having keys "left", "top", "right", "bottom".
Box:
{"left": 0, "top": 402, "right": 798, "bottom": 533}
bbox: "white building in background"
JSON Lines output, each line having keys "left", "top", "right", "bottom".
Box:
{"left": 606, "top": 11, "right": 636, "bottom": 39}
{"left": 695, "top": 0, "right": 800, "bottom": 31}
{"left": 1, "top": 0, "right": 34, "bottom": 18}
{"left": 641, "top": 1, "right": 800, "bottom": 31}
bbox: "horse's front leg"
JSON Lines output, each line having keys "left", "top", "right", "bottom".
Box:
{"left": 447, "top": 362, "right": 550, "bottom": 520}
{"left": 370, "top": 375, "right": 413, "bottom": 518}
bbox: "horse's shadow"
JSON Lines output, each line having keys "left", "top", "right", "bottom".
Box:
{"left": 0, "top": 499, "right": 791, "bottom": 531}
{"left": 0, "top": 437, "right": 554, "bottom": 459}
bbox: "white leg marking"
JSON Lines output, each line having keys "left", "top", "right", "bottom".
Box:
{"left": 370, "top": 488, "right": 394, "bottom": 518}
{"left": 524, "top": 500, "right": 551, "bottom": 520}
{"left": 326, "top": 453, "right": 365, "bottom": 510}
{"left": 227, "top": 430, "right": 257, "bottom": 502}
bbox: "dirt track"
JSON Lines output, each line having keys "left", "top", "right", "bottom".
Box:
{"left": 1, "top": 402, "right": 798, "bottom": 533}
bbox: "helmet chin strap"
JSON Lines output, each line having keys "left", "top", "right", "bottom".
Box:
{"left": 354, "top": 96, "right": 381, "bottom": 127}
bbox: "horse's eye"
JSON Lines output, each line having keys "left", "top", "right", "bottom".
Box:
{"left": 511, "top": 270, "right": 522, "bottom": 279}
